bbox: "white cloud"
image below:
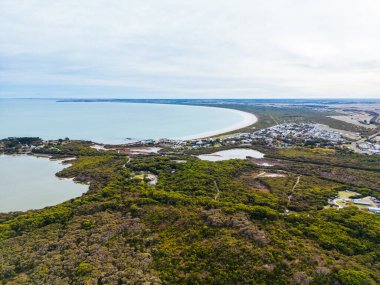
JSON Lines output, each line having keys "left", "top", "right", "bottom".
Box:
{"left": 1, "top": 0, "right": 380, "bottom": 98}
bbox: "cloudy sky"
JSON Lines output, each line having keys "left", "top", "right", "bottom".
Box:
{"left": 1, "top": 0, "right": 380, "bottom": 99}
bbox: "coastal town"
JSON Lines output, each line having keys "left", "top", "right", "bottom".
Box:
{"left": 3, "top": 122, "right": 380, "bottom": 155}
{"left": 133, "top": 122, "right": 380, "bottom": 155}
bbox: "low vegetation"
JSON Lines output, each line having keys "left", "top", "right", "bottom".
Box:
{"left": 0, "top": 142, "right": 379, "bottom": 284}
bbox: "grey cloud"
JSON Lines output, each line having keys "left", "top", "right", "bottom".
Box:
{"left": 1, "top": 0, "right": 380, "bottom": 98}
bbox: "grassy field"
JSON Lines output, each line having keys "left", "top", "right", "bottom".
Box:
{"left": 194, "top": 103, "right": 372, "bottom": 135}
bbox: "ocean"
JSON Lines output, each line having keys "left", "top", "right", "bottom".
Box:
{"left": 0, "top": 99, "right": 256, "bottom": 144}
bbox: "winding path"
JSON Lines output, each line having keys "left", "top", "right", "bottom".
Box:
{"left": 214, "top": 180, "right": 220, "bottom": 200}
{"left": 285, "top": 175, "right": 301, "bottom": 213}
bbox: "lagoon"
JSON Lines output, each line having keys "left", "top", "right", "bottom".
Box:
{"left": 0, "top": 99, "right": 257, "bottom": 144}
{"left": 0, "top": 155, "right": 87, "bottom": 212}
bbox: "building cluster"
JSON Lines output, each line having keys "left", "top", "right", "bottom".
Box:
{"left": 357, "top": 141, "right": 380, "bottom": 154}
{"left": 219, "top": 123, "right": 351, "bottom": 148}
{"left": 252, "top": 123, "right": 350, "bottom": 146}
{"left": 1, "top": 122, "right": 377, "bottom": 155}
{"left": 328, "top": 194, "right": 380, "bottom": 214}
{"left": 351, "top": 197, "right": 380, "bottom": 214}
{"left": 110, "top": 124, "right": 380, "bottom": 155}
{"left": 134, "top": 123, "right": 356, "bottom": 150}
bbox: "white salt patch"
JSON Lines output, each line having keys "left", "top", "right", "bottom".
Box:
{"left": 258, "top": 162, "right": 273, "bottom": 167}
{"left": 198, "top": 148, "right": 264, "bottom": 161}
{"left": 130, "top": 147, "right": 161, "bottom": 154}
{"left": 261, "top": 173, "right": 285, "bottom": 178}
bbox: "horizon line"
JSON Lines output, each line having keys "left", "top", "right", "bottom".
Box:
{"left": 2, "top": 97, "right": 380, "bottom": 101}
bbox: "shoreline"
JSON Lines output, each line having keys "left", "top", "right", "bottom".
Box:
{"left": 0, "top": 100, "right": 258, "bottom": 144}
{"left": 177, "top": 108, "right": 258, "bottom": 140}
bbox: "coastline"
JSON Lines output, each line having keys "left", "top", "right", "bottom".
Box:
{"left": 177, "top": 108, "right": 258, "bottom": 140}
{"left": 0, "top": 99, "right": 258, "bottom": 144}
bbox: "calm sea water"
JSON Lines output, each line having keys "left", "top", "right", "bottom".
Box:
{"left": 0, "top": 155, "right": 87, "bottom": 212}
{"left": 0, "top": 99, "right": 249, "bottom": 144}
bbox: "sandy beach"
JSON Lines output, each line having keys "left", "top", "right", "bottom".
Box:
{"left": 177, "top": 108, "right": 258, "bottom": 140}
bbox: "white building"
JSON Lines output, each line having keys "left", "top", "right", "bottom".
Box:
{"left": 368, "top": 207, "right": 380, "bottom": 214}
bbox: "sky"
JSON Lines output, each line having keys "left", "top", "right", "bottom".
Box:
{"left": 1, "top": 0, "right": 380, "bottom": 99}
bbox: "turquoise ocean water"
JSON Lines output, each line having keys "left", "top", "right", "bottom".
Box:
{"left": 0, "top": 99, "right": 248, "bottom": 144}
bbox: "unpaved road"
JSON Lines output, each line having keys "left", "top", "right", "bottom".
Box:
{"left": 285, "top": 175, "right": 301, "bottom": 213}
{"left": 214, "top": 180, "right": 220, "bottom": 200}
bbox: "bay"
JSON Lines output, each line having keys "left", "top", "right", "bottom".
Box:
{"left": 0, "top": 99, "right": 257, "bottom": 144}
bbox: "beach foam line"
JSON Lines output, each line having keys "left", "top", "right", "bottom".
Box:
{"left": 177, "top": 108, "right": 258, "bottom": 140}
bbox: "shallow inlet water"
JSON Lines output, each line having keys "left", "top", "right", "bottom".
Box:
{"left": 0, "top": 155, "right": 87, "bottom": 212}
{"left": 0, "top": 99, "right": 257, "bottom": 144}
{"left": 197, "top": 148, "right": 265, "bottom": 161}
